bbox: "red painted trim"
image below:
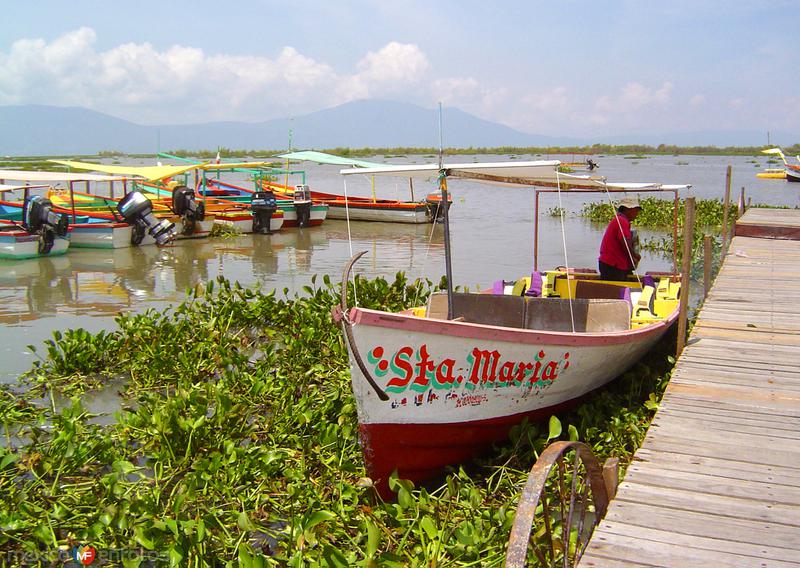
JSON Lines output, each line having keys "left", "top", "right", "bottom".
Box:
{"left": 350, "top": 306, "right": 675, "bottom": 347}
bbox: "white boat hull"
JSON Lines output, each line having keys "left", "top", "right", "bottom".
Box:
{"left": 69, "top": 223, "right": 134, "bottom": 249}
{"left": 326, "top": 203, "right": 430, "bottom": 224}
{"left": 0, "top": 232, "right": 70, "bottom": 259}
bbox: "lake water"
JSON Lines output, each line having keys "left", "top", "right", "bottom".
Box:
{"left": 2, "top": 153, "right": 797, "bottom": 384}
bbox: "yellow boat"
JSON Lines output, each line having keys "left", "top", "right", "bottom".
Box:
{"left": 756, "top": 168, "right": 787, "bottom": 179}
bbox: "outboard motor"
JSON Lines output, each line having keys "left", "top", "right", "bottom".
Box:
{"left": 117, "top": 191, "right": 176, "bottom": 246}
{"left": 21, "top": 195, "right": 69, "bottom": 254}
{"left": 293, "top": 184, "right": 312, "bottom": 228}
{"left": 250, "top": 190, "right": 277, "bottom": 234}
{"left": 171, "top": 185, "right": 205, "bottom": 236}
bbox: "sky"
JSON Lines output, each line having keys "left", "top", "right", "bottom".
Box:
{"left": 2, "top": 0, "right": 798, "bottom": 140}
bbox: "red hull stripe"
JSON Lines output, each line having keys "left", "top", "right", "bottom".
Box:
{"left": 360, "top": 392, "right": 592, "bottom": 499}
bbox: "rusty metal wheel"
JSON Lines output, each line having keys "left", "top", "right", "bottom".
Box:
{"left": 505, "top": 441, "right": 616, "bottom": 568}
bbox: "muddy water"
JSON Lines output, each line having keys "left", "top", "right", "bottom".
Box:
{"left": 1, "top": 153, "right": 796, "bottom": 384}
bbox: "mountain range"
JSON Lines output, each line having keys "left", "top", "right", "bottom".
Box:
{"left": 1, "top": 100, "right": 796, "bottom": 156}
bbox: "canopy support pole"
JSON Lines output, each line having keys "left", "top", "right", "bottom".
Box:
{"left": 70, "top": 181, "right": 77, "bottom": 224}
{"left": 534, "top": 189, "right": 540, "bottom": 271}
{"left": 439, "top": 171, "right": 454, "bottom": 319}
{"left": 672, "top": 188, "right": 679, "bottom": 273}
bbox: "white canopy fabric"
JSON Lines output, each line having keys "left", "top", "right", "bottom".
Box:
{"left": 278, "top": 150, "right": 382, "bottom": 169}
{"left": 0, "top": 169, "right": 127, "bottom": 182}
{"left": 340, "top": 160, "right": 690, "bottom": 192}
{"left": 0, "top": 183, "right": 50, "bottom": 193}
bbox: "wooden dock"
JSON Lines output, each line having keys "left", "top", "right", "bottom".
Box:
{"left": 580, "top": 208, "right": 800, "bottom": 567}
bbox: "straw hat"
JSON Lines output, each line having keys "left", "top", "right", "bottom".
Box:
{"left": 618, "top": 195, "right": 641, "bottom": 209}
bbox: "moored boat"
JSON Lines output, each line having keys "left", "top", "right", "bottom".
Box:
{"left": 0, "top": 188, "right": 71, "bottom": 259}
{"left": 277, "top": 151, "right": 451, "bottom": 224}
{"left": 756, "top": 168, "right": 786, "bottom": 179}
{"left": 332, "top": 159, "right": 688, "bottom": 498}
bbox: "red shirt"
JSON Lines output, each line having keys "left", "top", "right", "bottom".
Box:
{"left": 599, "top": 213, "right": 633, "bottom": 270}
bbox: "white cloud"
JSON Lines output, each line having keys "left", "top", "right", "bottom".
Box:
{"left": 0, "top": 29, "right": 433, "bottom": 122}
{"left": 689, "top": 94, "right": 706, "bottom": 107}
{"left": 356, "top": 42, "right": 429, "bottom": 85}
{"left": 595, "top": 81, "right": 673, "bottom": 113}
{"left": 728, "top": 97, "right": 745, "bottom": 109}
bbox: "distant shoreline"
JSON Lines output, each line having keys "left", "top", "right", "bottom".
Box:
{"left": 3, "top": 143, "right": 799, "bottom": 162}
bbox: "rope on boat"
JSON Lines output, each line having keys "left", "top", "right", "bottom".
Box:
{"left": 340, "top": 250, "right": 389, "bottom": 401}
{"left": 555, "top": 169, "right": 577, "bottom": 333}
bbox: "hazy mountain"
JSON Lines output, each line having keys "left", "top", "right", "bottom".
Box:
{"left": 0, "top": 101, "right": 570, "bottom": 156}
{"left": 0, "top": 101, "right": 796, "bottom": 156}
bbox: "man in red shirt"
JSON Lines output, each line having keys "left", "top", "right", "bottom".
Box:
{"left": 598, "top": 195, "right": 641, "bottom": 281}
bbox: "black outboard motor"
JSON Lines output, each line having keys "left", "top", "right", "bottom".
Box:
{"left": 293, "top": 184, "right": 312, "bottom": 228}
{"left": 250, "top": 190, "right": 277, "bottom": 234}
{"left": 171, "top": 185, "right": 205, "bottom": 236}
{"left": 117, "top": 191, "right": 176, "bottom": 246}
{"left": 21, "top": 195, "right": 69, "bottom": 254}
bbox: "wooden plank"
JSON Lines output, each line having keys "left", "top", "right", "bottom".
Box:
{"left": 581, "top": 530, "right": 797, "bottom": 568}
{"left": 600, "top": 500, "right": 800, "bottom": 550}
{"left": 632, "top": 448, "right": 800, "bottom": 485}
{"left": 645, "top": 422, "right": 800, "bottom": 458}
{"left": 597, "top": 520, "right": 800, "bottom": 564}
{"left": 623, "top": 464, "right": 800, "bottom": 505}
{"left": 579, "top": 553, "right": 658, "bottom": 568}
{"left": 650, "top": 410, "right": 800, "bottom": 439}
{"left": 653, "top": 406, "right": 800, "bottom": 433}
{"left": 614, "top": 483, "right": 800, "bottom": 526}
{"left": 640, "top": 435, "right": 800, "bottom": 469}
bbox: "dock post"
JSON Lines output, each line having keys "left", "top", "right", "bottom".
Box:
{"left": 721, "top": 165, "right": 732, "bottom": 260}
{"left": 602, "top": 457, "right": 620, "bottom": 500}
{"left": 738, "top": 187, "right": 746, "bottom": 217}
{"left": 703, "top": 234, "right": 712, "bottom": 298}
{"left": 677, "top": 197, "right": 696, "bottom": 357}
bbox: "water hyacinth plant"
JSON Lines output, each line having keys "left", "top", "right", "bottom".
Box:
{"left": 3, "top": 274, "right": 677, "bottom": 566}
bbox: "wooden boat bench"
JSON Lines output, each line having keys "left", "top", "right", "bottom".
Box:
{"left": 426, "top": 292, "right": 631, "bottom": 332}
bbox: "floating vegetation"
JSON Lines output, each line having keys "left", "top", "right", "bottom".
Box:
{"left": 4, "top": 274, "right": 678, "bottom": 565}
{"left": 581, "top": 197, "right": 740, "bottom": 271}
{"left": 209, "top": 223, "right": 244, "bottom": 238}
{"left": 548, "top": 206, "right": 566, "bottom": 217}
{"left": 675, "top": 161, "right": 689, "bottom": 166}
{"left": 556, "top": 165, "right": 575, "bottom": 173}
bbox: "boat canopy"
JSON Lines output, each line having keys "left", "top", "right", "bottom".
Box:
{"left": 49, "top": 160, "right": 198, "bottom": 182}
{"left": 0, "top": 169, "right": 127, "bottom": 183}
{"left": 278, "top": 150, "right": 383, "bottom": 169}
{"left": 0, "top": 183, "right": 50, "bottom": 193}
{"left": 340, "top": 160, "right": 690, "bottom": 192}
{"left": 198, "top": 161, "right": 273, "bottom": 171}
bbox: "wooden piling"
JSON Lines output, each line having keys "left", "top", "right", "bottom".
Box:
{"left": 738, "top": 187, "right": 746, "bottom": 217}
{"left": 703, "top": 234, "right": 712, "bottom": 298}
{"left": 721, "top": 165, "right": 732, "bottom": 260}
{"left": 676, "top": 197, "right": 695, "bottom": 357}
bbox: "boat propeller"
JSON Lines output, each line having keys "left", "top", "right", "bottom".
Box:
{"left": 21, "top": 195, "right": 69, "bottom": 254}
{"left": 117, "top": 191, "right": 176, "bottom": 246}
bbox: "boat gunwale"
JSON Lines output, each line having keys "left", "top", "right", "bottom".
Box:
{"left": 348, "top": 304, "right": 676, "bottom": 347}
